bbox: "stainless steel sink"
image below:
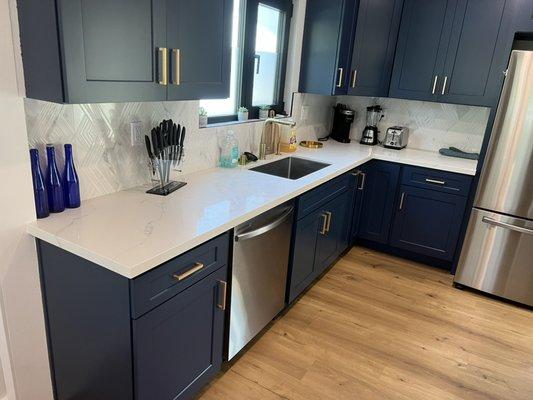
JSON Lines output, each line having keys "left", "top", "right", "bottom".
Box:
{"left": 250, "top": 157, "right": 330, "bottom": 180}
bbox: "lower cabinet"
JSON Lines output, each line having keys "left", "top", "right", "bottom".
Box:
{"left": 134, "top": 267, "right": 226, "bottom": 400}
{"left": 37, "top": 233, "right": 230, "bottom": 400}
{"left": 389, "top": 185, "right": 468, "bottom": 261}
{"left": 357, "top": 160, "right": 401, "bottom": 244}
{"left": 288, "top": 176, "right": 352, "bottom": 303}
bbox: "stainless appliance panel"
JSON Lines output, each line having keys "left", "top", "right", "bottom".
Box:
{"left": 228, "top": 203, "right": 293, "bottom": 360}
{"left": 475, "top": 50, "right": 533, "bottom": 219}
{"left": 455, "top": 209, "right": 533, "bottom": 306}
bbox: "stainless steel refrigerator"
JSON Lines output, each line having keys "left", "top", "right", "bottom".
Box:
{"left": 454, "top": 50, "right": 533, "bottom": 306}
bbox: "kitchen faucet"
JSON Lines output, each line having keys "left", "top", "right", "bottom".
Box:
{"left": 259, "top": 117, "right": 297, "bottom": 159}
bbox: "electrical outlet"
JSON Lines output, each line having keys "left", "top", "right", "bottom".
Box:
{"left": 130, "top": 121, "right": 143, "bottom": 146}
{"left": 301, "top": 106, "right": 310, "bottom": 121}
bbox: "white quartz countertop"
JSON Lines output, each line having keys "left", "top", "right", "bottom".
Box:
{"left": 27, "top": 142, "right": 477, "bottom": 278}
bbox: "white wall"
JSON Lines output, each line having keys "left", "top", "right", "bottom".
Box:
{"left": 0, "top": 1, "right": 54, "bottom": 399}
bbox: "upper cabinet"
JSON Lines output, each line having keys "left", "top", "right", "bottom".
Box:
{"left": 389, "top": 0, "right": 507, "bottom": 106}
{"left": 18, "top": 0, "right": 233, "bottom": 103}
{"left": 347, "top": 0, "right": 404, "bottom": 97}
{"left": 299, "top": 0, "right": 358, "bottom": 95}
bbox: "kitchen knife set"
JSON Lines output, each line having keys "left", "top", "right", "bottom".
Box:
{"left": 145, "top": 119, "right": 187, "bottom": 196}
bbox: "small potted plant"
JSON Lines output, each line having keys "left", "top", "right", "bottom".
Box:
{"left": 237, "top": 106, "right": 249, "bottom": 121}
{"left": 259, "top": 105, "right": 270, "bottom": 119}
{"left": 199, "top": 107, "right": 208, "bottom": 128}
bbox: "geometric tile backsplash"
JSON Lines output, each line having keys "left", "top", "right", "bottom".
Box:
{"left": 24, "top": 93, "right": 490, "bottom": 201}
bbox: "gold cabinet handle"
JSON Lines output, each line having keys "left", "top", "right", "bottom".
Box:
{"left": 350, "top": 70, "right": 357, "bottom": 88}
{"left": 336, "top": 67, "right": 344, "bottom": 87}
{"left": 172, "top": 262, "right": 204, "bottom": 281}
{"left": 320, "top": 213, "right": 328, "bottom": 235}
{"left": 325, "top": 211, "right": 332, "bottom": 233}
{"left": 431, "top": 75, "right": 439, "bottom": 94}
{"left": 158, "top": 47, "right": 169, "bottom": 86}
{"left": 217, "top": 280, "right": 227, "bottom": 310}
{"left": 426, "top": 178, "right": 446, "bottom": 185}
{"left": 358, "top": 172, "right": 366, "bottom": 191}
{"left": 172, "top": 49, "right": 180, "bottom": 85}
{"left": 441, "top": 76, "right": 448, "bottom": 95}
{"left": 399, "top": 192, "right": 405, "bottom": 211}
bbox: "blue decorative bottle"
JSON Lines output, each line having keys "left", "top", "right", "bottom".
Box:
{"left": 46, "top": 144, "right": 65, "bottom": 213}
{"left": 63, "top": 144, "right": 81, "bottom": 208}
{"left": 29, "top": 149, "right": 49, "bottom": 219}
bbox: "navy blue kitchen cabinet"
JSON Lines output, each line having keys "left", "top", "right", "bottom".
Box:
{"left": 288, "top": 174, "right": 352, "bottom": 302}
{"left": 389, "top": 185, "right": 468, "bottom": 261}
{"left": 315, "top": 190, "right": 352, "bottom": 275}
{"left": 134, "top": 267, "right": 226, "bottom": 400}
{"left": 390, "top": 0, "right": 507, "bottom": 106}
{"left": 389, "top": 0, "right": 454, "bottom": 102}
{"left": 347, "top": 0, "right": 404, "bottom": 97}
{"left": 18, "top": 0, "right": 232, "bottom": 103}
{"left": 349, "top": 169, "right": 365, "bottom": 243}
{"left": 357, "top": 161, "right": 401, "bottom": 244}
{"left": 299, "top": 0, "right": 358, "bottom": 95}
{"left": 36, "top": 233, "right": 230, "bottom": 400}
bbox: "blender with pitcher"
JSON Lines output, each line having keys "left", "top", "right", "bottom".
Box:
{"left": 360, "top": 105, "right": 384, "bottom": 145}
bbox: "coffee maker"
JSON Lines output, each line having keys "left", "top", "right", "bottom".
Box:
{"left": 360, "top": 105, "right": 384, "bottom": 146}
{"left": 330, "top": 104, "right": 356, "bottom": 143}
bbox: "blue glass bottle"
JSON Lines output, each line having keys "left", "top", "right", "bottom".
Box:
{"left": 46, "top": 144, "right": 65, "bottom": 213}
{"left": 29, "top": 149, "right": 49, "bottom": 219}
{"left": 63, "top": 144, "right": 81, "bottom": 208}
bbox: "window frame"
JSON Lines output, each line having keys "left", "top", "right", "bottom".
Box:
{"left": 207, "top": 0, "right": 293, "bottom": 124}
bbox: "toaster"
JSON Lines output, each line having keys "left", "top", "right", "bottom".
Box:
{"left": 383, "top": 126, "right": 409, "bottom": 149}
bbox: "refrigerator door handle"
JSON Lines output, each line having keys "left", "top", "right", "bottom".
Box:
{"left": 482, "top": 216, "right": 533, "bottom": 235}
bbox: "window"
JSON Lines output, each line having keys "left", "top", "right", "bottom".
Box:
{"left": 200, "top": 0, "right": 292, "bottom": 123}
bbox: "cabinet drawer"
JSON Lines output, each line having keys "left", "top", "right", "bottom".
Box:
{"left": 401, "top": 166, "right": 472, "bottom": 196}
{"left": 297, "top": 173, "right": 351, "bottom": 219}
{"left": 130, "top": 233, "right": 230, "bottom": 318}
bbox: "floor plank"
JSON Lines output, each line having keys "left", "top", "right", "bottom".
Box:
{"left": 199, "top": 247, "right": 533, "bottom": 400}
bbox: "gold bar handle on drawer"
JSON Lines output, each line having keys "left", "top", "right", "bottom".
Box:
{"left": 158, "top": 47, "right": 169, "bottom": 86}
{"left": 172, "top": 262, "right": 204, "bottom": 281}
{"left": 320, "top": 213, "right": 328, "bottom": 235}
{"left": 441, "top": 76, "right": 448, "bottom": 95}
{"left": 426, "top": 178, "right": 446, "bottom": 185}
{"left": 358, "top": 172, "right": 366, "bottom": 191}
{"left": 217, "top": 281, "right": 227, "bottom": 310}
{"left": 399, "top": 192, "right": 405, "bottom": 211}
{"left": 350, "top": 70, "right": 357, "bottom": 88}
{"left": 172, "top": 49, "right": 180, "bottom": 85}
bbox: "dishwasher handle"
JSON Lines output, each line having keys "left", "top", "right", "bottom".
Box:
{"left": 235, "top": 207, "right": 294, "bottom": 242}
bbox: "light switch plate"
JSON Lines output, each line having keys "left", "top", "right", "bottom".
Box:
{"left": 130, "top": 121, "right": 143, "bottom": 146}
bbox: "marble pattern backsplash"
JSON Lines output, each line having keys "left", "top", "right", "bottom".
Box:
{"left": 336, "top": 96, "right": 490, "bottom": 153}
{"left": 24, "top": 92, "right": 489, "bottom": 201}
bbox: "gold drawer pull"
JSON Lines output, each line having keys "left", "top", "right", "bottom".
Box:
{"left": 158, "top": 47, "right": 169, "bottom": 86}
{"left": 173, "top": 262, "right": 204, "bottom": 281}
{"left": 425, "top": 178, "right": 446, "bottom": 185}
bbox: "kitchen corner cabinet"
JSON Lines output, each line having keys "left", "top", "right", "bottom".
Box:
{"left": 37, "top": 233, "right": 230, "bottom": 400}
{"left": 18, "top": 0, "right": 232, "bottom": 103}
{"left": 357, "top": 161, "right": 401, "bottom": 244}
{"left": 389, "top": 0, "right": 507, "bottom": 107}
{"left": 288, "top": 175, "right": 352, "bottom": 303}
{"left": 347, "top": 0, "right": 404, "bottom": 97}
{"left": 299, "top": 0, "right": 358, "bottom": 95}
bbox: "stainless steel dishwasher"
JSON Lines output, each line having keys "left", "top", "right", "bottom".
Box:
{"left": 228, "top": 201, "right": 294, "bottom": 360}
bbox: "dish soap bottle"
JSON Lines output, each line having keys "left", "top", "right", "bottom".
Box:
{"left": 219, "top": 130, "right": 239, "bottom": 168}
{"left": 280, "top": 126, "right": 297, "bottom": 153}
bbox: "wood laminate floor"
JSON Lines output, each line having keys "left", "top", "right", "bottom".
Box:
{"left": 199, "top": 247, "right": 533, "bottom": 400}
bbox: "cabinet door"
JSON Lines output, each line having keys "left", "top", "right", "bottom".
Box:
{"left": 57, "top": 0, "right": 167, "bottom": 103}
{"left": 389, "top": 0, "right": 456, "bottom": 101}
{"left": 315, "top": 191, "right": 352, "bottom": 275}
{"left": 166, "top": 0, "right": 233, "bottom": 100}
{"left": 288, "top": 210, "right": 321, "bottom": 303}
{"left": 390, "top": 186, "right": 467, "bottom": 261}
{"left": 438, "top": 0, "right": 506, "bottom": 106}
{"left": 134, "top": 267, "right": 227, "bottom": 400}
{"left": 299, "top": 0, "right": 358, "bottom": 95}
{"left": 347, "top": 0, "right": 403, "bottom": 97}
{"left": 358, "top": 161, "right": 401, "bottom": 244}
